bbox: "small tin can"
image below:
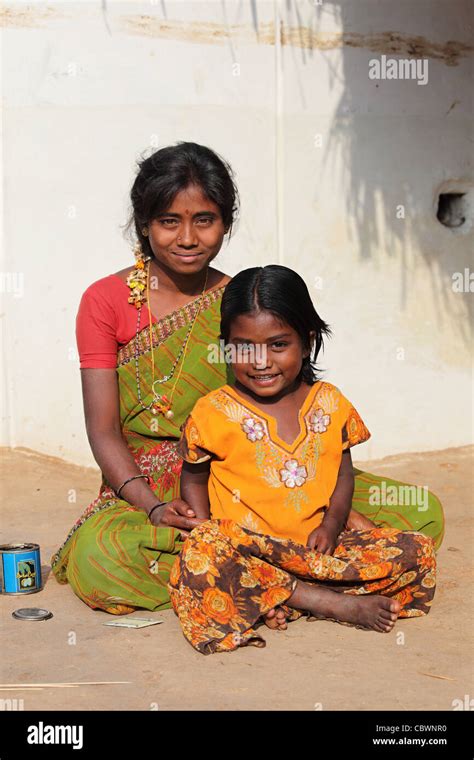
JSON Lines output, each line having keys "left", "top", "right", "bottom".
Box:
{"left": 0, "top": 543, "right": 42, "bottom": 595}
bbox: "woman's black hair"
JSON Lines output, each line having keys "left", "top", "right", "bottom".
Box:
{"left": 124, "top": 142, "right": 240, "bottom": 257}
{"left": 220, "top": 265, "right": 331, "bottom": 384}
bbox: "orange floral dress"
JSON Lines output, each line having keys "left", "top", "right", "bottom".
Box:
{"left": 168, "top": 382, "right": 436, "bottom": 654}
{"left": 177, "top": 381, "right": 370, "bottom": 544}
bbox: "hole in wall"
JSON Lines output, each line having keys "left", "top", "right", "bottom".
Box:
{"left": 435, "top": 182, "right": 474, "bottom": 235}
{"left": 437, "top": 193, "right": 467, "bottom": 228}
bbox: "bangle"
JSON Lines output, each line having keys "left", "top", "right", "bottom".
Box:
{"left": 115, "top": 474, "right": 151, "bottom": 499}
{"left": 147, "top": 501, "right": 167, "bottom": 520}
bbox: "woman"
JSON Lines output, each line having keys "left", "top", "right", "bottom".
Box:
{"left": 51, "top": 142, "right": 444, "bottom": 616}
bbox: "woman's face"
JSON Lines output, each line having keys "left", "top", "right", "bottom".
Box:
{"left": 146, "top": 184, "right": 228, "bottom": 276}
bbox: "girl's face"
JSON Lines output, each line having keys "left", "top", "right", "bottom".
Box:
{"left": 228, "top": 310, "right": 314, "bottom": 398}
{"left": 147, "top": 184, "right": 228, "bottom": 276}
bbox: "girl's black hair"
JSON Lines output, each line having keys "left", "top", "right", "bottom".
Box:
{"left": 124, "top": 142, "right": 240, "bottom": 258}
{"left": 220, "top": 265, "right": 331, "bottom": 384}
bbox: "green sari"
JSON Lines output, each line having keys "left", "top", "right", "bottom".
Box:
{"left": 51, "top": 284, "right": 444, "bottom": 615}
{"left": 51, "top": 284, "right": 232, "bottom": 614}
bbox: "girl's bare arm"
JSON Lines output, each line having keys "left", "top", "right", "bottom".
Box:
{"left": 307, "top": 449, "right": 354, "bottom": 552}
{"left": 180, "top": 460, "right": 211, "bottom": 520}
{"left": 323, "top": 448, "right": 355, "bottom": 533}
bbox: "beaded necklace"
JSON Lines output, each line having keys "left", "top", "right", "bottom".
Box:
{"left": 127, "top": 248, "right": 208, "bottom": 418}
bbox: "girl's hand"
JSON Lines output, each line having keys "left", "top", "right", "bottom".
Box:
{"left": 306, "top": 522, "right": 339, "bottom": 555}
{"left": 149, "top": 499, "right": 206, "bottom": 537}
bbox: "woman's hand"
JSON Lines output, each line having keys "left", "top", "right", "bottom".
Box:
{"left": 345, "top": 509, "right": 375, "bottom": 531}
{"left": 148, "top": 498, "right": 206, "bottom": 538}
{"left": 306, "top": 520, "right": 340, "bottom": 555}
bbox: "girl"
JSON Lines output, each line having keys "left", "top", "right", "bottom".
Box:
{"left": 169, "top": 265, "right": 437, "bottom": 654}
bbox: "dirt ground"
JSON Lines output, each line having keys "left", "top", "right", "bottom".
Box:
{"left": 1, "top": 445, "right": 472, "bottom": 711}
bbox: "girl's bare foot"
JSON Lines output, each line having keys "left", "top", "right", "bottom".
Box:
{"left": 346, "top": 510, "right": 376, "bottom": 531}
{"left": 264, "top": 607, "right": 288, "bottom": 630}
{"left": 287, "top": 580, "right": 401, "bottom": 633}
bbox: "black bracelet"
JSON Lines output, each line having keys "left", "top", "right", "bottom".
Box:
{"left": 147, "top": 501, "right": 168, "bottom": 521}
{"left": 115, "top": 474, "right": 150, "bottom": 499}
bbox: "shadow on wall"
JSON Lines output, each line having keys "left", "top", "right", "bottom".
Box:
{"left": 108, "top": 1, "right": 474, "bottom": 346}
{"left": 284, "top": 0, "right": 473, "bottom": 348}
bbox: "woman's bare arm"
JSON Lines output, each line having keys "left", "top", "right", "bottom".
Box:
{"left": 80, "top": 368, "right": 202, "bottom": 532}
{"left": 81, "top": 368, "right": 159, "bottom": 510}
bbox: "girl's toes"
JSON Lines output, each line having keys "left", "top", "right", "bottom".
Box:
{"left": 380, "top": 599, "right": 401, "bottom": 620}
{"left": 264, "top": 608, "right": 289, "bottom": 630}
{"left": 264, "top": 608, "right": 279, "bottom": 629}
{"left": 373, "top": 598, "right": 399, "bottom": 632}
{"left": 380, "top": 616, "right": 396, "bottom": 632}
{"left": 379, "top": 608, "right": 396, "bottom": 622}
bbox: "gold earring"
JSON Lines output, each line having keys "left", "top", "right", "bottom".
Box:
{"left": 142, "top": 227, "right": 148, "bottom": 236}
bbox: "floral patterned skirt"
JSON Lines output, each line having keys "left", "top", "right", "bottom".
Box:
{"left": 168, "top": 519, "right": 436, "bottom": 654}
{"left": 50, "top": 441, "right": 442, "bottom": 617}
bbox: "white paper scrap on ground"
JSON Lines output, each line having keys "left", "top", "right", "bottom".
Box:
{"left": 104, "top": 617, "right": 164, "bottom": 629}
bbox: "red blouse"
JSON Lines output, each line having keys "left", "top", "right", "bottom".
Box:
{"left": 76, "top": 274, "right": 155, "bottom": 369}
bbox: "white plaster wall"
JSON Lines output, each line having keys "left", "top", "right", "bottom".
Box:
{"left": 1, "top": 0, "right": 472, "bottom": 467}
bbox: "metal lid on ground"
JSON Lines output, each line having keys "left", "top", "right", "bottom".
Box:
{"left": 12, "top": 608, "right": 53, "bottom": 621}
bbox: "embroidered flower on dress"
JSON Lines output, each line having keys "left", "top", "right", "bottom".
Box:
{"left": 279, "top": 459, "right": 308, "bottom": 488}
{"left": 241, "top": 417, "right": 265, "bottom": 442}
{"left": 310, "top": 408, "right": 331, "bottom": 433}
